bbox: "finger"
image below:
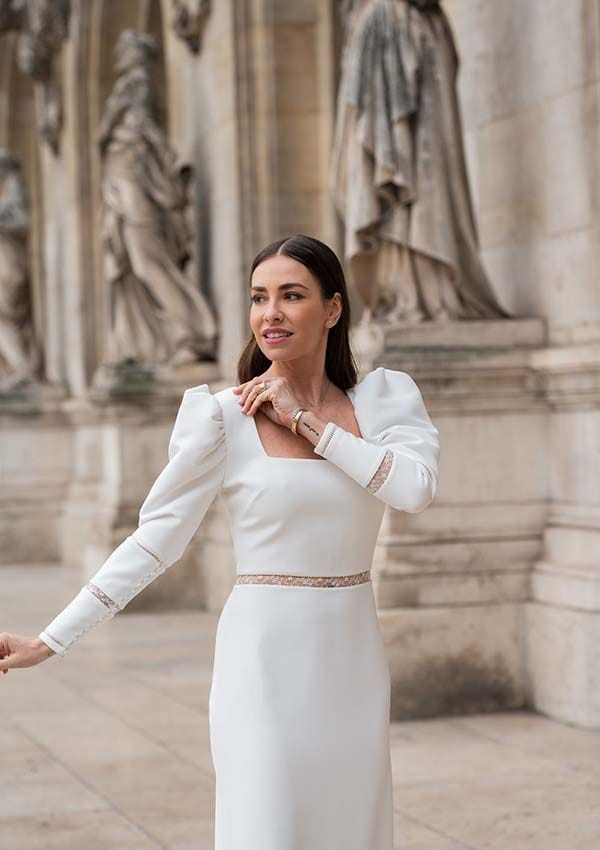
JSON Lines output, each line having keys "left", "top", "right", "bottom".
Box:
{"left": 238, "top": 379, "right": 259, "bottom": 408}
{"left": 0, "top": 654, "right": 16, "bottom": 672}
{"left": 240, "top": 380, "right": 263, "bottom": 411}
{"left": 247, "top": 385, "right": 272, "bottom": 416}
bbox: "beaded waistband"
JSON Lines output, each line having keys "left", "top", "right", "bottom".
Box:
{"left": 235, "top": 570, "right": 371, "bottom": 588}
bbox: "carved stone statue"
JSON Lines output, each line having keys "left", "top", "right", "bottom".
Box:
{"left": 172, "top": 0, "right": 211, "bottom": 53}
{"left": 0, "top": 0, "right": 71, "bottom": 152}
{"left": 331, "top": 0, "right": 510, "bottom": 323}
{"left": 0, "top": 148, "right": 38, "bottom": 391}
{"left": 98, "top": 30, "right": 217, "bottom": 368}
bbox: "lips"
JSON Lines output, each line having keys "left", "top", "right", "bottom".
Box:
{"left": 263, "top": 331, "right": 293, "bottom": 338}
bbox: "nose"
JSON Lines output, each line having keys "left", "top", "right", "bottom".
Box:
{"left": 263, "top": 301, "right": 284, "bottom": 322}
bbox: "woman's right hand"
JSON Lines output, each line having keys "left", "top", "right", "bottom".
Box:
{"left": 0, "top": 633, "right": 55, "bottom": 675}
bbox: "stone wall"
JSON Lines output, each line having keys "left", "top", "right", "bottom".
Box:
{"left": 446, "top": 0, "right": 600, "bottom": 343}
{"left": 445, "top": 0, "right": 600, "bottom": 727}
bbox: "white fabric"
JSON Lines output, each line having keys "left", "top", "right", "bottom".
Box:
{"left": 38, "top": 366, "right": 439, "bottom": 850}
{"left": 314, "top": 367, "right": 439, "bottom": 511}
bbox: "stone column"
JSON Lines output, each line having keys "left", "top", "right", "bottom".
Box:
{"left": 526, "top": 346, "right": 600, "bottom": 728}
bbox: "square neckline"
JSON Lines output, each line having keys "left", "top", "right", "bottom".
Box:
{"left": 247, "top": 385, "right": 360, "bottom": 462}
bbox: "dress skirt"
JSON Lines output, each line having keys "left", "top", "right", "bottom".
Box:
{"left": 208, "top": 577, "right": 394, "bottom": 850}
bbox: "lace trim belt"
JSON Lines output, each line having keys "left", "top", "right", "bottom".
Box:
{"left": 235, "top": 570, "right": 371, "bottom": 588}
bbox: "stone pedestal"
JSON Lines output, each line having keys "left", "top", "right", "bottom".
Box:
{"left": 366, "top": 318, "right": 548, "bottom": 720}
{"left": 525, "top": 345, "right": 600, "bottom": 728}
{"left": 0, "top": 383, "right": 69, "bottom": 564}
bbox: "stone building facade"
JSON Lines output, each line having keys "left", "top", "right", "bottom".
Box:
{"left": 0, "top": 0, "right": 598, "bottom": 729}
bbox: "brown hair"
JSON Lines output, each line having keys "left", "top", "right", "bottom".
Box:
{"left": 236, "top": 234, "right": 359, "bottom": 389}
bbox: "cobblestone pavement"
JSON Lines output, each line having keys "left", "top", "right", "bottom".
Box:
{"left": 1, "top": 565, "right": 599, "bottom": 850}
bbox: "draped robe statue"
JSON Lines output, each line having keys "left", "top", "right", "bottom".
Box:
{"left": 0, "top": 149, "right": 38, "bottom": 391}
{"left": 98, "top": 30, "right": 217, "bottom": 367}
{"left": 331, "top": 0, "right": 511, "bottom": 323}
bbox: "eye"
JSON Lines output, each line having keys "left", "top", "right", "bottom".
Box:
{"left": 250, "top": 293, "right": 302, "bottom": 303}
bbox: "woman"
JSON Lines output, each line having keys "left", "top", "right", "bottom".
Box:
{"left": 0, "top": 234, "right": 440, "bottom": 850}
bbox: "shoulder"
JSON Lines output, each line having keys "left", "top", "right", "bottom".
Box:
{"left": 354, "top": 366, "right": 424, "bottom": 399}
{"left": 168, "top": 383, "right": 227, "bottom": 458}
{"left": 177, "top": 383, "right": 237, "bottom": 418}
{"left": 352, "top": 367, "right": 434, "bottom": 438}
{"left": 170, "top": 382, "right": 243, "bottom": 445}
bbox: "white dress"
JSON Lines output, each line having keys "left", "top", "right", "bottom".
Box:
{"left": 39, "top": 366, "right": 440, "bottom": 850}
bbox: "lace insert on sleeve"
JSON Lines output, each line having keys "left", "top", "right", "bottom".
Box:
{"left": 86, "top": 582, "right": 120, "bottom": 612}
{"left": 366, "top": 449, "right": 393, "bottom": 494}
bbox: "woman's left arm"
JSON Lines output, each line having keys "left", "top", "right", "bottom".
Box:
{"left": 298, "top": 368, "right": 439, "bottom": 513}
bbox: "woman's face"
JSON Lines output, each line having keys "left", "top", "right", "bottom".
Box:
{"left": 250, "top": 255, "right": 341, "bottom": 363}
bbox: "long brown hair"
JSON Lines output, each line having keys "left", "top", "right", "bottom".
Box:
{"left": 236, "top": 234, "right": 359, "bottom": 389}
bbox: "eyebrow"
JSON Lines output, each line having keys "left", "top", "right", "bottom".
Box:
{"left": 250, "top": 282, "right": 309, "bottom": 292}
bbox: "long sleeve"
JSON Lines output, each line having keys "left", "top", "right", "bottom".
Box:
{"left": 313, "top": 367, "right": 439, "bottom": 513}
{"left": 39, "top": 384, "right": 227, "bottom": 656}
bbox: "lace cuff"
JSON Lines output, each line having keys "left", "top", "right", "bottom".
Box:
{"left": 315, "top": 422, "right": 394, "bottom": 493}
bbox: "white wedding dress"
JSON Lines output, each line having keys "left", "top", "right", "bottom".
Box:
{"left": 39, "top": 366, "right": 440, "bottom": 850}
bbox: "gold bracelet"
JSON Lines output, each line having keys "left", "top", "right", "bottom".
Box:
{"left": 290, "top": 407, "right": 307, "bottom": 434}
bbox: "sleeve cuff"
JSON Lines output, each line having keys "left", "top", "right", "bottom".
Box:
{"left": 38, "top": 630, "right": 68, "bottom": 657}
{"left": 313, "top": 422, "right": 389, "bottom": 488}
{"left": 39, "top": 587, "right": 115, "bottom": 656}
{"left": 314, "top": 421, "right": 338, "bottom": 455}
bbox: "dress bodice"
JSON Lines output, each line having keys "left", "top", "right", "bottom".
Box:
{"left": 216, "top": 385, "right": 387, "bottom": 577}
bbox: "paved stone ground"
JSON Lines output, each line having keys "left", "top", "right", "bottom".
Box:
{"left": 1, "top": 565, "right": 599, "bottom": 850}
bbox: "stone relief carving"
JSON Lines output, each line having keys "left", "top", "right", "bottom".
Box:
{"left": 331, "top": 0, "right": 510, "bottom": 324}
{"left": 98, "top": 30, "right": 217, "bottom": 369}
{"left": 171, "top": 0, "right": 211, "bottom": 53}
{"left": 0, "top": 148, "right": 39, "bottom": 391}
{"left": 0, "top": 0, "right": 71, "bottom": 152}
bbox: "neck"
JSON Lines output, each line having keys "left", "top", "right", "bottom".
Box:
{"left": 265, "top": 364, "right": 332, "bottom": 407}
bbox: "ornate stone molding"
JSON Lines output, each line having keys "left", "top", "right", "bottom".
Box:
{"left": 530, "top": 344, "right": 600, "bottom": 409}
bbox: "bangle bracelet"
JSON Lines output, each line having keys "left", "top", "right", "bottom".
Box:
{"left": 290, "top": 407, "right": 307, "bottom": 435}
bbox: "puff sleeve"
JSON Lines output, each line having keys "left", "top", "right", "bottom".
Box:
{"left": 38, "top": 385, "right": 227, "bottom": 656}
{"left": 313, "top": 367, "right": 439, "bottom": 513}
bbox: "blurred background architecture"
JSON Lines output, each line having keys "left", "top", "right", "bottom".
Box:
{"left": 0, "top": 0, "right": 599, "bottom": 733}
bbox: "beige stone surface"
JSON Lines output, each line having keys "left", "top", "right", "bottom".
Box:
{"left": 525, "top": 601, "right": 600, "bottom": 728}
{"left": 2, "top": 564, "right": 599, "bottom": 850}
{"left": 0, "top": 813, "right": 161, "bottom": 850}
{"left": 381, "top": 603, "right": 526, "bottom": 720}
{"left": 446, "top": 0, "right": 600, "bottom": 341}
